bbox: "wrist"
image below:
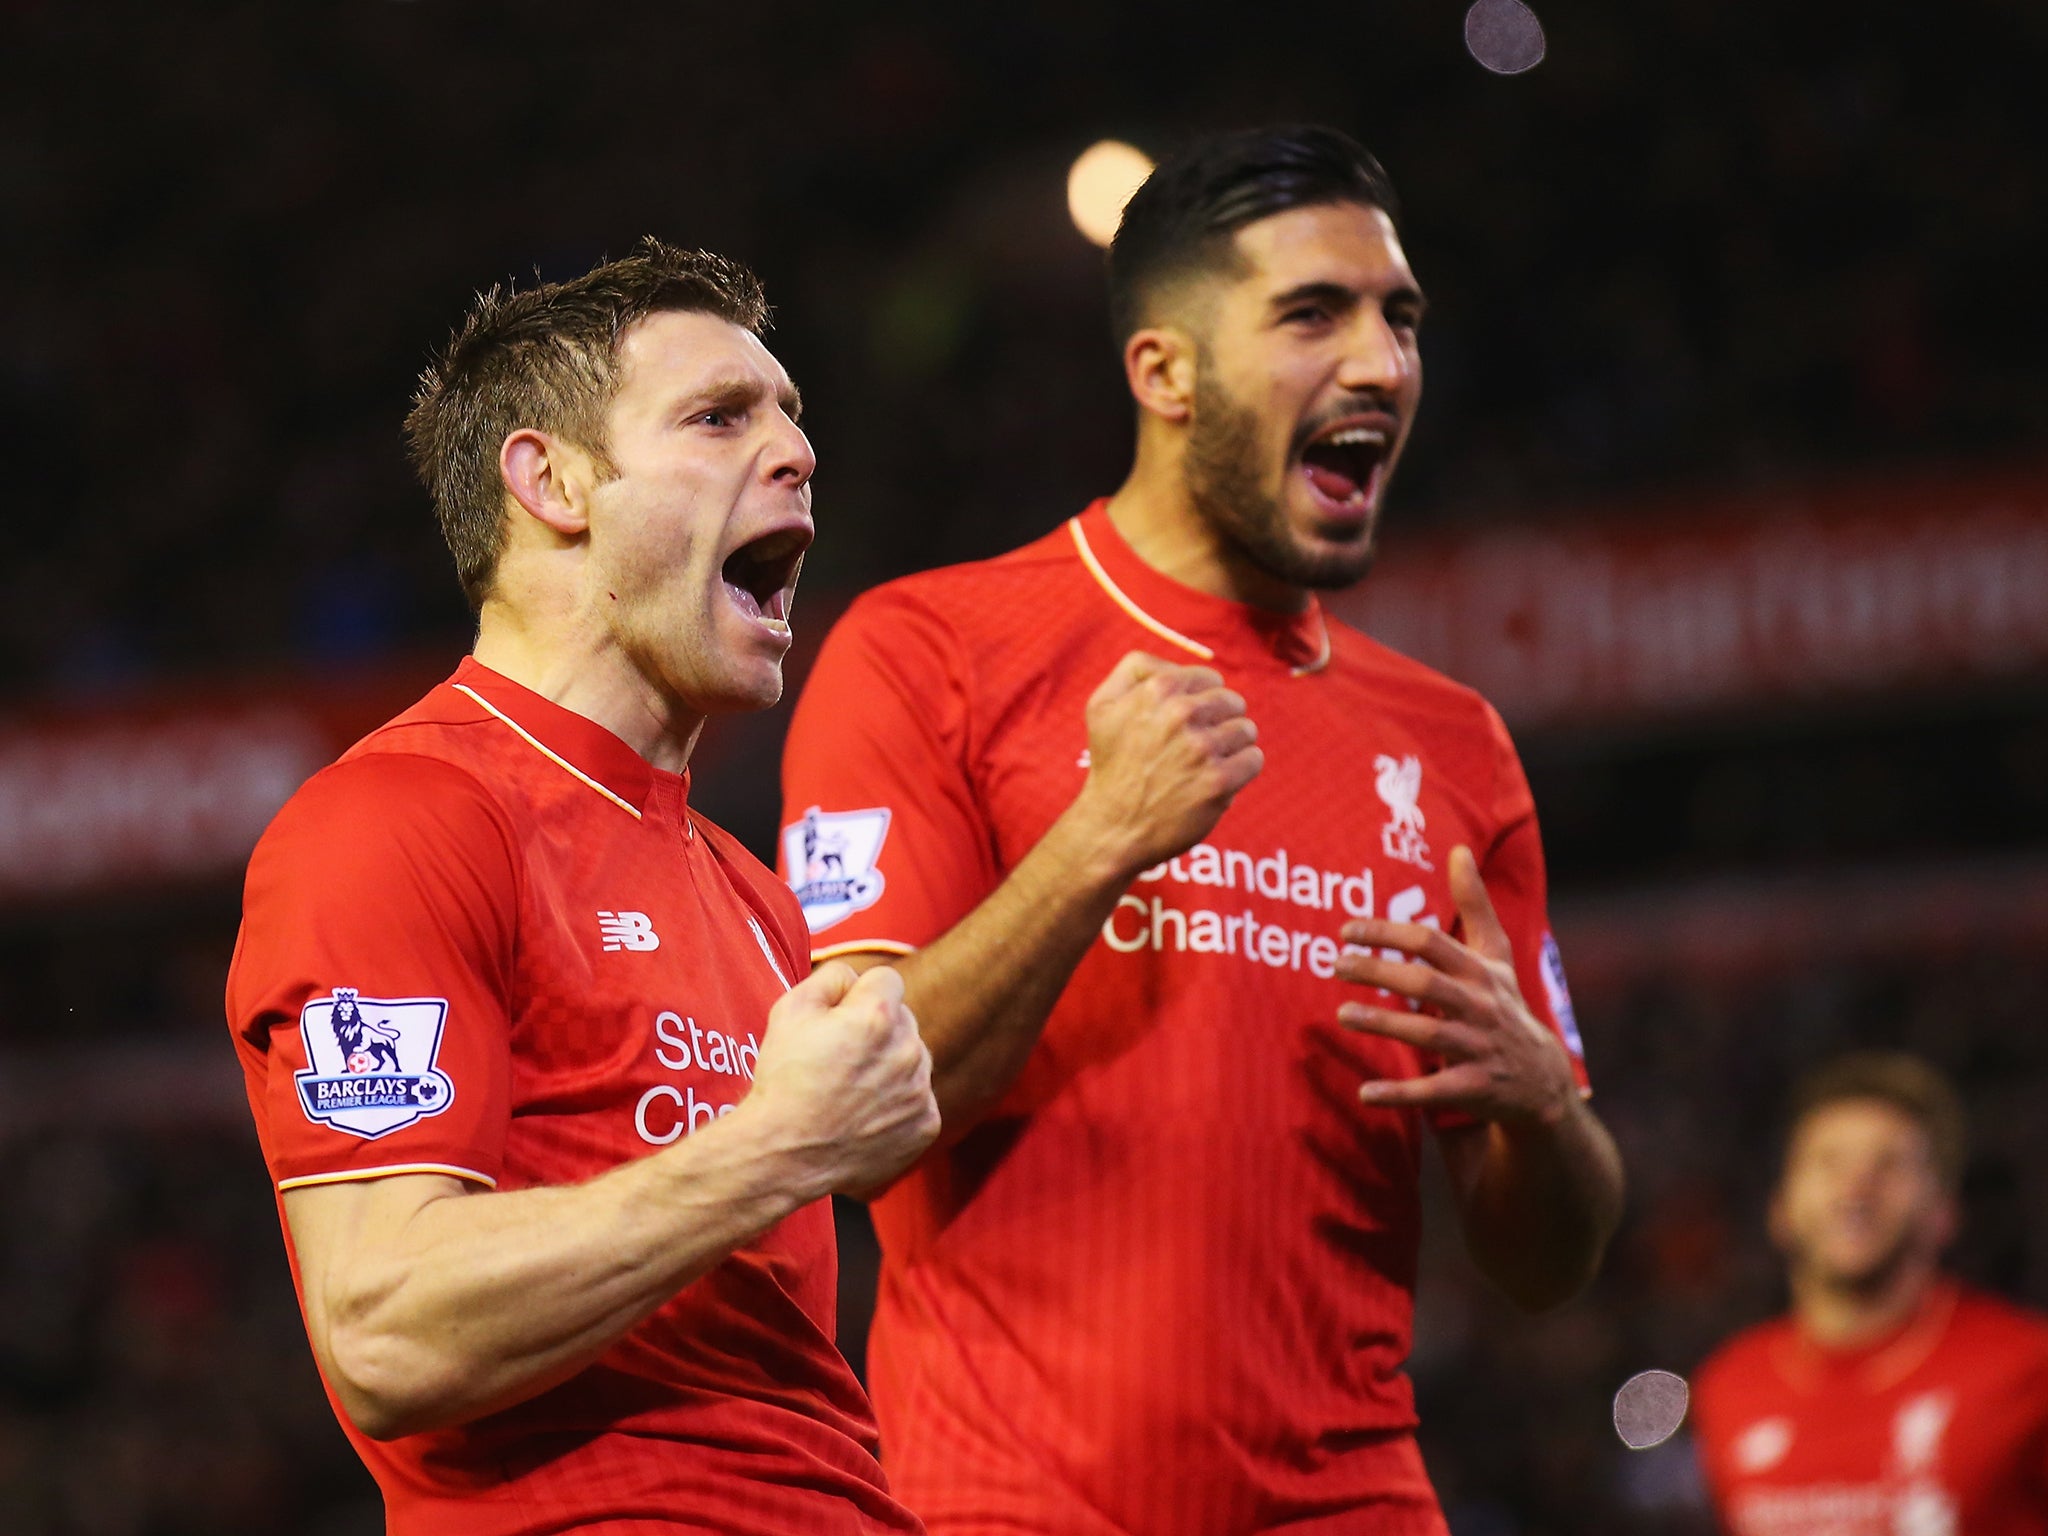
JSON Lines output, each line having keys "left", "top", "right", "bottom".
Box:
{"left": 1056, "top": 783, "right": 1154, "bottom": 886}
{"left": 678, "top": 1090, "right": 836, "bottom": 1212}
{"left": 1500, "top": 1078, "right": 1584, "bottom": 1138}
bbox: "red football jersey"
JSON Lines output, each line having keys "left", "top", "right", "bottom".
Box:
{"left": 227, "top": 658, "right": 920, "bottom": 1536}
{"left": 777, "top": 501, "right": 1590, "bottom": 1535}
{"left": 1693, "top": 1281, "right": 2048, "bottom": 1536}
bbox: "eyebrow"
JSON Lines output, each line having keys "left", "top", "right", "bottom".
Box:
{"left": 681, "top": 374, "right": 804, "bottom": 423}
{"left": 1268, "top": 279, "right": 1429, "bottom": 319}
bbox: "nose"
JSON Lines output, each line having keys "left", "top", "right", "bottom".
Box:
{"left": 1337, "top": 308, "right": 1414, "bottom": 396}
{"left": 766, "top": 409, "right": 816, "bottom": 491}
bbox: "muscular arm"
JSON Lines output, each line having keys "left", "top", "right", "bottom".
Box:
{"left": 283, "top": 964, "right": 937, "bottom": 1440}
{"left": 832, "top": 651, "right": 1262, "bottom": 1134}
{"left": 1338, "top": 845, "right": 1623, "bottom": 1311}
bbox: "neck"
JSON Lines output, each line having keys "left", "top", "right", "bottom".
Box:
{"left": 1105, "top": 435, "right": 1309, "bottom": 614}
{"left": 1791, "top": 1255, "right": 1940, "bottom": 1349}
{"left": 472, "top": 598, "right": 704, "bottom": 775}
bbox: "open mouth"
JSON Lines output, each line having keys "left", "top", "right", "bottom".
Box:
{"left": 720, "top": 526, "right": 809, "bottom": 630}
{"left": 1298, "top": 423, "right": 1391, "bottom": 513}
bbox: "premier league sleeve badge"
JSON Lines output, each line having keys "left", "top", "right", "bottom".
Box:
{"left": 294, "top": 987, "right": 457, "bottom": 1139}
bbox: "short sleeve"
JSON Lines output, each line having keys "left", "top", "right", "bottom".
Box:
{"left": 1476, "top": 704, "right": 1591, "bottom": 1094}
{"left": 226, "top": 751, "right": 519, "bottom": 1191}
{"left": 778, "top": 586, "right": 998, "bottom": 960}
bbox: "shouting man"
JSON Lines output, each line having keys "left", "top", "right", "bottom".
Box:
{"left": 229, "top": 240, "right": 938, "bottom": 1534}
{"left": 779, "top": 127, "right": 1625, "bottom": 1534}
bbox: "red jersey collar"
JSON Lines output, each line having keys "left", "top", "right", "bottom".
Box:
{"left": 449, "top": 656, "right": 682, "bottom": 819}
{"left": 1775, "top": 1277, "right": 1960, "bottom": 1394}
{"left": 1070, "top": 500, "right": 1332, "bottom": 675}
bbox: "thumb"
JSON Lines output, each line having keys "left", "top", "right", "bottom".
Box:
{"left": 844, "top": 962, "right": 906, "bottom": 1012}
{"left": 1447, "top": 845, "right": 1513, "bottom": 965}
{"left": 786, "top": 959, "right": 861, "bottom": 1016}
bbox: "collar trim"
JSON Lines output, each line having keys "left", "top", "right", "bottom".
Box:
{"left": 453, "top": 682, "right": 644, "bottom": 821}
{"left": 1290, "top": 608, "right": 1332, "bottom": 676}
{"left": 1068, "top": 518, "right": 1215, "bottom": 661}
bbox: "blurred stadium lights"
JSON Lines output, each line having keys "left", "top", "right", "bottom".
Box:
{"left": 1066, "top": 139, "right": 1154, "bottom": 249}
{"left": 1464, "top": 0, "right": 1547, "bottom": 75}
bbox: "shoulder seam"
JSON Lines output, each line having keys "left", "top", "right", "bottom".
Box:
{"left": 315, "top": 747, "right": 527, "bottom": 988}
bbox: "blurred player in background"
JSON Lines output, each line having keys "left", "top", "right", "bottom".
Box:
{"left": 1693, "top": 1052, "right": 2048, "bottom": 1535}
{"left": 227, "top": 240, "right": 938, "bottom": 1534}
{"left": 778, "top": 126, "right": 1624, "bottom": 1535}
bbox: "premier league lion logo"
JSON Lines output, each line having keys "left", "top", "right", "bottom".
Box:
{"left": 294, "top": 987, "right": 455, "bottom": 1140}
{"left": 330, "top": 988, "right": 403, "bottom": 1075}
{"left": 781, "top": 806, "right": 892, "bottom": 932}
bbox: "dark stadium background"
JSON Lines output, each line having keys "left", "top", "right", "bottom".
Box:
{"left": 3, "top": 4, "right": 2045, "bottom": 1532}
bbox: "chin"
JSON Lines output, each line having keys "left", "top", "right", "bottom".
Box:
{"left": 1283, "top": 532, "right": 1378, "bottom": 591}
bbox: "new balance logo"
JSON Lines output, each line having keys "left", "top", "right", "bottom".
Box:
{"left": 598, "top": 911, "right": 660, "bottom": 952}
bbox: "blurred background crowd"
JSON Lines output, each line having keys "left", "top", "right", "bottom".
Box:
{"left": 2, "top": 2, "right": 2044, "bottom": 1532}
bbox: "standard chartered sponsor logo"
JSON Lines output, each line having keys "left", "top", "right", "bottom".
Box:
{"left": 633, "top": 1009, "right": 762, "bottom": 1146}
{"left": 1102, "top": 842, "right": 1436, "bottom": 977}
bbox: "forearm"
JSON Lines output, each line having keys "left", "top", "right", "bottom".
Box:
{"left": 889, "top": 797, "right": 1140, "bottom": 1131}
{"left": 1445, "top": 1096, "right": 1625, "bottom": 1311}
{"left": 293, "top": 1105, "right": 817, "bottom": 1438}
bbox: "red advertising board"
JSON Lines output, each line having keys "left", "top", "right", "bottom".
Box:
{"left": 1330, "top": 462, "right": 2048, "bottom": 725}
{"left": 1, "top": 466, "right": 2042, "bottom": 902}
{"left": 0, "top": 666, "right": 444, "bottom": 902}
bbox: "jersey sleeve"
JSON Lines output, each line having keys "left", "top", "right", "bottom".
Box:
{"left": 226, "top": 751, "right": 519, "bottom": 1191}
{"left": 1477, "top": 703, "right": 1591, "bottom": 1094}
{"left": 779, "top": 586, "right": 999, "bottom": 960}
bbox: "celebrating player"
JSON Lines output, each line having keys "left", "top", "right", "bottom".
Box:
{"left": 778, "top": 127, "right": 1625, "bottom": 1534}
{"left": 1692, "top": 1053, "right": 2048, "bottom": 1535}
{"left": 227, "top": 240, "right": 938, "bottom": 1534}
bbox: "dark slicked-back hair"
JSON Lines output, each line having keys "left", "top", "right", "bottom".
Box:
{"left": 406, "top": 237, "right": 768, "bottom": 611}
{"left": 1106, "top": 125, "right": 1400, "bottom": 346}
{"left": 1785, "top": 1051, "right": 1968, "bottom": 1190}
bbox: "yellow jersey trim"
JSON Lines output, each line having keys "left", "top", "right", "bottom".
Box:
{"left": 453, "top": 683, "right": 643, "bottom": 820}
{"left": 1067, "top": 519, "right": 1216, "bottom": 661}
{"left": 278, "top": 1162, "right": 497, "bottom": 1192}
{"left": 810, "top": 938, "right": 917, "bottom": 963}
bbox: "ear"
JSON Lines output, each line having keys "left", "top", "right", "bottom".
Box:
{"left": 1123, "top": 325, "right": 1198, "bottom": 425}
{"left": 500, "top": 429, "right": 591, "bottom": 539}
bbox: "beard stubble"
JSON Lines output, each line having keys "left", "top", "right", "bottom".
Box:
{"left": 1181, "top": 367, "right": 1379, "bottom": 593}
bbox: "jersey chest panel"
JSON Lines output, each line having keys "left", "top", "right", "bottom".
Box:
{"left": 499, "top": 809, "right": 787, "bottom": 1179}
{"left": 970, "top": 638, "right": 1487, "bottom": 1139}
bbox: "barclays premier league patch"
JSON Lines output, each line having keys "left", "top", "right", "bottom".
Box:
{"left": 1538, "top": 932, "right": 1585, "bottom": 1061}
{"left": 782, "top": 805, "right": 890, "bottom": 932}
{"left": 295, "top": 987, "right": 455, "bottom": 1140}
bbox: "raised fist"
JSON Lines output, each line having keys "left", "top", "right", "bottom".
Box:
{"left": 1074, "top": 651, "right": 1264, "bottom": 878}
{"left": 747, "top": 962, "right": 941, "bottom": 1197}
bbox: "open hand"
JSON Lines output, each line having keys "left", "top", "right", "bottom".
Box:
{"left": 1333, "top": 846, "right": 1577, "bottom": 1126}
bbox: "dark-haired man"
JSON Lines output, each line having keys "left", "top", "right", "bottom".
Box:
{"left": 779, "top": 127, "right": 1623, "bottom": 1534}
{"left": 1693, "top": 1053, "right": 2048, "bottom": 1536}
{"left": 228, "top": 239, "right": 937, "bottom": 1534}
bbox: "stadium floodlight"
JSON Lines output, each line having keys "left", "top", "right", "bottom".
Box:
{"left": 1067, "top": 140, "right": 1155, "bottom": 249}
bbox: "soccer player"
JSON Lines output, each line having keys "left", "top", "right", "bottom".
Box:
{"left": 227, "top": 240, "right": 939, "bottom": 1534}
{"left": 1692, "top": 1053, "right": 2048, "bottom": 1536}
{"left": 777, "top": 127, "right": 1625, "bottom": 1534}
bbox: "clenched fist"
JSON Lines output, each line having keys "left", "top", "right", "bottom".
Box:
{"left": 1072, "top": 651, "right": 1264, "bottom": 878}
{"left": 747, "top": 962, "right": 941, "bottom": 1199}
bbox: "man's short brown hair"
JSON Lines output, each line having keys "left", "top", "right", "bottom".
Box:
{"left": 405, "top": 237, "right": 769, "bottom": 611}
{"left": 1785, "top": 1051, "right": 1968, "bottom": 1189}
